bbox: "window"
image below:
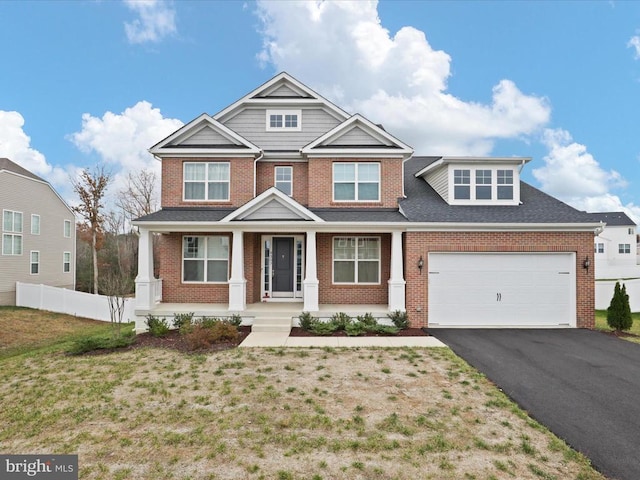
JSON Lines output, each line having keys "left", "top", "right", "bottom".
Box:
{"left": 183, "top": 236, "right": 229, "bottom": 282}
{"left": 453, "top": 169, "right": 471, "bottom": 200}
{"left": 333, "top": 237, "right": 380, "bottom": 284}
{"left": 184, "top": 162, "right": 230, "bottom": 201}
{"left": 64, "top": 220, "right": 72, "bottom": 238}
{"left": 31, "top": 214, "right": 40, "bottom": 235}
{"left": 266, "top": 109, "right": 301, "bottom": 131}
{"left": 497, "top": 170, "right": 514, "bottom": 200}
{"left": 629, "top": 228, "right": 635, "bottom": 235}
{"left": 275, "top": 166, "right": 293, "bottom": 196}
{"left": 30, "top": 251, "right": 39, "bottom": 275}
{"left": 475, "top": 170, "right": 492, "bottom": 200}
{"left": 2, "top": 210, "right": 22, "bottom": 255}
{"left": 333, "top": 163, "right": 380, "bottom": 202}
{"left": 619, "top": 244, "right": 631, "bottom": 254}
{"left": 63, "top": 252, "right": 71, "bottom": 273}
{"left": 595, "top": 243, "right": 604, "bottom": 254}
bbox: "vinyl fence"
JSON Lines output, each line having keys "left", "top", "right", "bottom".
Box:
{"left": 15, "top": 282, "right": 136, "bottom": 323}
{"left": 595, "top": 279, "right": 640, "bottom": 312}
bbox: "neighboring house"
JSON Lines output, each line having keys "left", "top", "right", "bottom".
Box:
{"left": 0, "top": 158, "right": 76, "bottom": 305}
{"left": 590, "top": 212, "right": 640, "bottom": 280}
{"left": 133, "top": 72, "right": 600, "bottom": 331}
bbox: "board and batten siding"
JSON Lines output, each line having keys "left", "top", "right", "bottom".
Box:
{"left": 327, "top": 126, "right": 387, "bottom": 146}
{"left": 425, "top": 167, "right": 449, "bottom": 200}
{"left": 223, "top": 108, "right": 342, "bottom": 150}
{"left": 0, "top": 172, "right": 75, "bottom": 305}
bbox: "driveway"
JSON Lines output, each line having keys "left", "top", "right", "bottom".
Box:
{"left": 432, "top": 329, "right": 640, "bottom": 480}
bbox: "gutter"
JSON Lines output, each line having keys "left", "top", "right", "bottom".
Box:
{"left": 253, "top": 151, "right": 265, "bottom": 198}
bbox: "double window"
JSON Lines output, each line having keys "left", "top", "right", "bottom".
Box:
{"left": 183, "top": 236, "right": 229, "bottom": 283}
{"left": 333, "top": 163, "right": 380, "bottom": 202}
{"left": 333, "top": 237, "right": 380, "bottom": 284}
{"left": 266, "top": 110, "right": 301, "bottom": 131}
{"left": 453, "top": 168, "right": 514, "bottom": 201}
{"left": 275, "top": 166, "right": 293, "bottom": 196}
{"left": 184, "top": 162, "right": 230, "bottom": 201}
{"left": 3, "top": 210, "right": 23, "bottom": 255}
{"left": 619, "top": 244, "right": 631, "bottom": 254}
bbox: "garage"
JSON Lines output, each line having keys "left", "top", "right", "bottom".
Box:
{"left": 428, "top": 253, "right": 576, "bottom": 328}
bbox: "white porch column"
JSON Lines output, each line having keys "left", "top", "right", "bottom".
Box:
{"left": 388, "top": 230, "right": 406, "bottom": 311}
{"left": 228, "top": 230, "right": 246, "bottom": 312}
{"left": 135, "top": 227, "right": 155, "bottom": 311}
{"left": 303, "top": 230, "right": 319, "bottom": 312}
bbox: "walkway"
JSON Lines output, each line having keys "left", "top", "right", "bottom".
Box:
{"left": 239, "top": 331, "right": 446, "bottom": 348}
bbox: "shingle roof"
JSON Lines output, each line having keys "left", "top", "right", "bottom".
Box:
{"left": 311, "top": 208, "right": 407, "bottom": 222}
{"left": 400, "top": 157, "right": 597, "bottom": 224}
{"left": 0, "top": 158, "right": 45, "bottom": 182}
{"left": 135, "top": 208, "right": 235, "bottom": 223}
{"left": 587, "top": 212, "right": 636, "bottom": 227}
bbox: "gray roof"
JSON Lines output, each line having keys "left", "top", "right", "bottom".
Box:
{"left": 400, "top": 157, "right": 597, "bottom": 224}
{"left": 135, "top": 208, "right": 235, "bottom": 223}
{"left": 0, "top": 158, "right": 45, "bottom": 182}
{"left": 588, "top": 212, "right": 636, "bottom": 227}
{"left": 312, "top": 208, "right": 407, "bottom": 222}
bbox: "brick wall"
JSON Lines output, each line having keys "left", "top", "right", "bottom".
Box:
{"left": 256, "top": 162, "right": 309, "bottom": 206}
{"left": 404, "top": 231, "right": 595, "bottom": 329}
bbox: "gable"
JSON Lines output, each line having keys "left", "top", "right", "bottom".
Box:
{"left": 324, "top": 125, "right": 388, "bottom": 147}
{"left": 221, "top": 187, "right": 324, "bottom": 223}
{"left": 258, "top": 82, "right": 310, "bottom": 98}
{"left": 175, "top": 125, "right": 239, "bottom": 147}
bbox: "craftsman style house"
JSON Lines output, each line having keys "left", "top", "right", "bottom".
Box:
{"left": 133, "top": 73, "right": 599, "bottom": 332}
{"left": 0, "top": 158, "right": 76, "bottom": 304}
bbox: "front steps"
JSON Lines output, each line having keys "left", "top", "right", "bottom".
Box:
{"left": 251, "top": 315, "right": 294, "bottom": 333}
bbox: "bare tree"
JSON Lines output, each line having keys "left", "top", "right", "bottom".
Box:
{"left": 116, "top": 169, "right": 158, "bottom": 224}
{"left": 72, "top": 166, "right": 112, "bottom": 294}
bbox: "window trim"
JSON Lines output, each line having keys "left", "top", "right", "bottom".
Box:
{"left": 183, "top": 162, "right": 231, "bottom": 202}
{"left": 451, "top": 166, "right": 516, "bottom": 204}
{"left": 181, "top": 235, "right": 230, "bottom": 284}
{"left": 332, "top": 236, "right": 381, "bottom": 285}
{"left": 595, "top": 243, "right": 604, "bottom": 254}
{"left": 30, "top": 251, "right": 39, "bottom": 275}
{"left": 332, "top": 162, "right": 381, "bottom": 203}
{"left": 3, "top": 210, "right": 23, "bottom": 256}
{"left": 64, "top": 219, "right": 72, "bottom": 238}
{"left": 265, "top": 109, "right": 302, "bottom": 132}
{"left": 63, "top": 252, "right": 71, "bottom": 273}
{"left": 619, "top": 243, "right": 631, "bottom": 254}
{"left": 31, "top": 214, "right": 40, "bottom": 235}
{"left": 274, "top": 166, "right": 293, "bottom": 196}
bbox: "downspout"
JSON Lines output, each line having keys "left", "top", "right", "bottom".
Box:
{"left": 253, "top": 151, "right": 265, "bottom": 198}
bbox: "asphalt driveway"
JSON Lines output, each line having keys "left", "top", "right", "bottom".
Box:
{"left": 432, "top": 329, "right": 640, "bottom": 480}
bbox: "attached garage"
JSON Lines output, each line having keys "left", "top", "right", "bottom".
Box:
{"left": 428, "top": 253, "right": 576, "bottom": 328}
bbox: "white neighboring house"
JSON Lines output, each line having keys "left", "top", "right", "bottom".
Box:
{"left": 590, "top": 212, "right": 640, "bottom": 280}
{"left": 0, "top": 158, "right": 76, "bottom": 305}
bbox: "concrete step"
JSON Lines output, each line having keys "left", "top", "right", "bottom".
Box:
{"left": 251, "top": 316, "right": 293, "bottom": 333}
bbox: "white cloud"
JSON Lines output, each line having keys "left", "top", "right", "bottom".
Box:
{"left": 255, "top": 0, "right": 550, "bottom": 155}
{"left": 628, "top": 35, "right": 640, "bottom": 59}
{"left": 124, "top": 0, "right": 177, "bottom": 44}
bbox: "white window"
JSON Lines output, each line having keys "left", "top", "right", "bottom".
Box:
{"left": 333, "top": 237, "right": 380, "bottom": 284}
{"left": 3, "top": 210, "right": 22, "bottom": 255}
{"left": 619, "top": 244, "right": 631, "bottom": 254}
{"left": 454, "top": 168, "right": 514, "bottom": 202}
{"left": 183, "top": 236, "right": 229, "bottom": 283}
{"left": 333, "top": 163, "right": 380, "bottom": 202}
{"left": 64, "top": 219, "right": 72, "bottom": 238}
{"left": 497, "top": 170, "right": 514, "bottom": 200}
{"left": 30, "top": 251, "right": 39, "bottom": 275}
{"left": 629, "top": 228, "right": 635, "bottom": 235}
{"left": 184, "top": 162, "right": 230, "bottom": 201}
{"left": 31, "top": 214, "right": 40, "bottom": 235}
{"left": 454, "top": 170, "right": 471, "bottom": 200}
{"left": 275, "top": 166, "right": 293, "bottom": 196}
{"left": 63, "top": 252, "right": 71, "bottom": 273}
{"left": 475, "top": 170, "right": 492, "bottom": 200}
{"left": 595, "top": 243, "right": 604, "bottom": 254}
{"left": 266, "top": 109, "right": 301, "bottom": 131}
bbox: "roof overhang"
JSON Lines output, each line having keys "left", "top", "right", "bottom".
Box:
{"left": 415, "top": 156, "right": 532, "bottom": 178}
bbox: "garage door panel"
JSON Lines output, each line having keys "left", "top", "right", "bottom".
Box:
{"left": 428, "top": 253, "right": 575, "bottom": 328}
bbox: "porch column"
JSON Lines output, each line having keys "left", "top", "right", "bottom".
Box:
{"left": 303, "top": 230, "right": 319, "bottom": 312}
{"left": 135, "top": 227, "right": 155, "bottom": 310}
{"left": 228, "top": 230, "right": 246, "bottom": 312}
{"left": 388, "top": 230, "right": 406, "bottom": 311}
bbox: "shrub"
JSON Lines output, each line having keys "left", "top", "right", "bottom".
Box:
{"left": 387, "top": 310, "right": 409, "bottom": 330}
{"left": 183, "top": 320, "right": 239, "bottom": 351}
{"left": 298, "top": 311, "right": 317, "bottom": 331}
{"left": 310, "top": 320, "right": 340, "bottom": 336}
{"left": 146, "top": 315, "right": 170, "bottom": 337}
{"left": 371, "top": 324, "right": 400, "bottom": 335}
{"left": 345, "top": 321, "right": 367, "bottom": 336}
{"left": 607, "top": 282, "right": 633, "bottom": 332}
{"left": 173, "top": 312, "right": 194, "bottom": 331}
{"left": 330, "top": 312, "right": 352, "bottom": 330}
{"left": 68, "top": 334, "right": 134, "bottom": 355}
{"left": 356, "top": 312, "right": 377, "bottom": 327}
{"left": 227, "top": 313, "right": 243, "bottom": 328}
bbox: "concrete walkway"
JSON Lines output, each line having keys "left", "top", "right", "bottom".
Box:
{"left": 239, "top": 332, "right": 447, "bottom": 348}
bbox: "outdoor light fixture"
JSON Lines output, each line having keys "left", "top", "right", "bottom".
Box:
{"left": 583, "top": 256, "right": 590, "bottom": 271}
{"left": 417, "top": 255, "right": 424, "bottom": 274}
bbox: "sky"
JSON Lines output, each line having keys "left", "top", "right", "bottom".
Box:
{"left": 1, "top": 0, "right": 640, "bottom": 225}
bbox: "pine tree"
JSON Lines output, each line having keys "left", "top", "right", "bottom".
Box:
{"left": 607, "top": 282, "right": 633, "bottom": 332}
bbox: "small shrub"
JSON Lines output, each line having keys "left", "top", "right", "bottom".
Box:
{"left": 299, "top": 311, "right": 317, "bottom": 331}
{"left": 68, "top": 334, "right": 134, "bottom": 355}
{"left": 388, "top": 310, "right": 409, "bottom": 330}
{"left": 211, "top": 321, "right": 239, "bottom": 342}
{"left": 345, "top": 321, "right": 367, "bottom": 336}
{"left": 371, "top": 324, "right": 400, "bottom": 335}
{"left": 183, "top": 320, "right": 239, "bottom": 351}
{"left": 173, "top": 312, "right": 194, "bottom": 331}
{"left": 356, "top": 312, "right": 377, "bottom": 327}
{"left": 227, "top": 313, "right": 242, "bottom": 328}
{"left": 330, "top": 312, "right": 352, "bottom": 330}
{"left": 607, "top": 282, "right": 633, "bottom": 332}
{"left": 310, "top": 320, "right": 340, "bottom": 336}
{"left": 146, "top": 315, "right": 170, "bottom": 337}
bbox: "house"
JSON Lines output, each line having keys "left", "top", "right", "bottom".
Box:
{"left": 0, "top": 158, "right": 76, "bottom": 305}
{"left": 590, "top": 212, "right": 640, "bottom": 280}
{"left": 133, "top": 72, "right": 600, "bottom": 332}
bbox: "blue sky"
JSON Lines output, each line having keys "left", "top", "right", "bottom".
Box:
{"left": 2, "top": 0, "right": 640, "bottom": 224}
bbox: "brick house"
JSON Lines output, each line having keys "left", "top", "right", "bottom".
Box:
{"left": 133, "top": 72, "right": 599, "bottom": 332}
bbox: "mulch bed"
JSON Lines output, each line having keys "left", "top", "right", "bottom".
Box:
{"left": 289, "top": 327, "right": 429, "bottom": 337}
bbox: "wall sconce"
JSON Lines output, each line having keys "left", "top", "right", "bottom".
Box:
{"left": 583, "top": 256, "right": 590, "bottom": 271}
{"left": 417, "top": 255, "right": 424, "bottom": 274}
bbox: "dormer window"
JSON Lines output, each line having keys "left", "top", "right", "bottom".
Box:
{"left": 452, "top": 167, "right": 515, "bottom": 203}
{"left": 453, "top": 170, "right": 470, "bottom": 200}
{"left": 497, "top": 170, "right": 513, "bottom": 200}
{"left": 266, "top": 109, "right": 301, "bottom": 131}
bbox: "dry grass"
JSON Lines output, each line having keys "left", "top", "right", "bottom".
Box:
{"left": 0, "top": 344, "right": 605, "bottom": 480}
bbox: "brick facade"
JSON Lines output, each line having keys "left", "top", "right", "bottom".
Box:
{"left": 256, "top": 162, "right": 309, "bottom": 205}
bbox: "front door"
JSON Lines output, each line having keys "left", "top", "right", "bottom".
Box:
{"left": 272, "top": 237, "right": 294, "bottom": 297}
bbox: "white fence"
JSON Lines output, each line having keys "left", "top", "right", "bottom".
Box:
{"left": 595, "top": 279, "right": 640, "bottom": 312}
{"left": 16, "top": 282, "right": 136, "bottom": 323}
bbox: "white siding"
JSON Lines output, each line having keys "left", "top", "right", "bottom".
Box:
{"left": 326, "top": 126, "right": 387, "bottom": 146}
{"left": 265, "top": 84, "right": 302, "bottom": 97}
{"left": 0, "top": 172, "right": 75, "bottom": 304}
{"left": 243, "top": 199, "right": 303, "bottom": 220}
{"left": 178, "top": 126, "right": 237, "bottom": 146}
{"left": 425, "top": 167, "right": 449, "bottom": 200}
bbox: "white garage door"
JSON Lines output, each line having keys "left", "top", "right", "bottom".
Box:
{"left": 428, "top": 253, "right": 576, "bottom": 328}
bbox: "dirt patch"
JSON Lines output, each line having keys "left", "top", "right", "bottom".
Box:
{"left": 130, "top": 326, "right": 251, "bottom": 353}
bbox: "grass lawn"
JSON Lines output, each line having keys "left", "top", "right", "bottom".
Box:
{"left": 0, "top": 309, "right": 605, "bottom": 480}
{"left": 595, "top": 309, "right": 640, "bottom": 343}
